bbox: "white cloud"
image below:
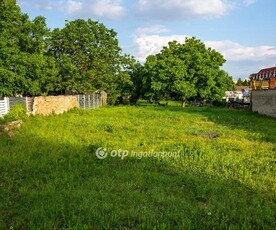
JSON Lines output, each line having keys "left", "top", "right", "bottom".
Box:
{"left": 32, "top": 1, "right": 64, "bottom": 11}
{"left": 138, "top": 0, "right": 233, "bottom": 20}
{"left": 136, "top": 25, "right": 169, "bottom": 35}
{"left": 243, "top": 0, "right": 257, "bottom": 6}
{"left": 134, "top": 34, "right": 188, "bottom": 62}
{"left": 135, "top": 25, "right": 184, "bottom": 61}
{"left": 25, "top": 0, "right": 125, "bottom": 20}
{"left": 78, "top": 0, "right": 125, "bottom": 20}
{"left": 65, "top": 0, "right": 125, "bottom": 20}
{"left": 205, "top": 41, "right": 276, "bottom": 61}
{"left": 67, "top": 0, "right": 82, "bottom": 14}
{"left": 66, "top": 0, "right": 125, "bottom": 19}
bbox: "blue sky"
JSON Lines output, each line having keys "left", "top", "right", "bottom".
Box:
{"left": 18, "top": 0, "right": 276, "bottom": 79}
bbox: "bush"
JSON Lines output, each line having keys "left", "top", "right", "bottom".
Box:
{"left": 4, "top": 103, "right": 27, "bottom": 122}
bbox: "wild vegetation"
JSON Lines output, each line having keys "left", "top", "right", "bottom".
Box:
{"left": 0, "top": 104, "right": 275, "bottom": 229}
{"left": 1, "top": 1, "right": 273, "bottom": 229}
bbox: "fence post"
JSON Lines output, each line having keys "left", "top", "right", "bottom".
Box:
{"left": 99, "top": 93, "right": 102, "bottom": 106}
{"left": 97, "top": 94, "right": 100, "bottom": 108}
{"left": 26, "top": 97, "right": 28, "bottom": 112}
{"left": 94, "top": 94, "right": 97, "bottom": 108}
{"left": 92, "top": 94, "right": 95, "bottom": 108}
{"left": 5, "top": 97, "right": 10, "bottom": 113}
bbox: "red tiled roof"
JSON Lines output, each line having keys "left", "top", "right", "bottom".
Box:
{"left": 258, "top": 67, "right": 276, "bottom": 74}
{"left": 235, "top": 86, "right": 249, "bottom": 91}
{"left": 250, "top": 67, "right": 276, "bottom": 80}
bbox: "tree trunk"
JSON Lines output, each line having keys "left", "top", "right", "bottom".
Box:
{"left": 181, "top": 99, "right": 186, "bottom": 108}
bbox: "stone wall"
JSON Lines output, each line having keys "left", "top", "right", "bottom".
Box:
{"left": 32, "top": 96, "right": 78, "bottom": 116}
{"left": 252, "top": 90, "right": 276, "bottom": 118}
{"left": 101, "top": 91, "right": 107, "bottom": 106}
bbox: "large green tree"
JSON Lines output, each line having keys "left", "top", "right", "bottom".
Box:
{"left": 47, "top": 19, "right": 134, "bottom": 104}
{"left": 143, "top": 37, "right": 233, "bottom": 107}
{"left": 0, "top": 0, "right": 58, "bottom": 97}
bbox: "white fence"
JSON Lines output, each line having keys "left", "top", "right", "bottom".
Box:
{"left": 0, "top": 97, "right": 9, "bottom": 117}
{"left": 0, "top": 97, "right": 34, "bottom": 117}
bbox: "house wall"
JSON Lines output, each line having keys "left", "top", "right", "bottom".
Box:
{"left": 252, "top": 90, "right": 276, "bottom": 118}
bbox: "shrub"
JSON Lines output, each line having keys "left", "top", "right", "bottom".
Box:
{"left": 4, "top": 103, "right": 27, "bottom": 122}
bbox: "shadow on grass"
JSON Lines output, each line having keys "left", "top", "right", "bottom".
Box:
{"left": 139, "top": 104, "right": 276, "bottom": 144}
{"left": 0, "top": 133, "right": 275, "bottom": 229}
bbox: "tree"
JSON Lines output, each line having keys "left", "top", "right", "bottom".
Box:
{"left": 0, "top": 0, "right": 58, "bottom": 97}
{"left": 236, "top": 78, "right": 250, "bottom": 87}
{"left": 0, "top": 2, "right": 136, "bottom": 100}
{"left": 143, "top": 37, "right": 233, "bottom": 107}
{"left": 144, "top": 43, "right": 197, "bottom": 106}
{"left": 0, "top": 0, "right": 25, "bottom": 97}
{"left": 129, "top": 62, "right": 146, "bottom": 104}
{"left": 47, "top": 19, "right": 133, "bottom": 104}
{"left": 243, "top": 79, "right": 250, "bottom": 86}
{"left": 236, "top": 78, "right": 243, "bottom": 86}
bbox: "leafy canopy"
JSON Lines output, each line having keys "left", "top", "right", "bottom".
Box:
{"left": 0, "top": 2, "right": 136, "bottom": 103}
{"left": 143, "top": 37, "right": 233, "bottom": 105}
{"left": 47, "top": 19, "right": 136, "bottom": 104}
{"left": 0, "top": 0, "right": 58, "bottom": 97}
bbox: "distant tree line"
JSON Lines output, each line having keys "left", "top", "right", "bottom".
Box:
{"left": 0, "top": 0, "right": 233, "bottom": 106}
{"left": 236, "top": 78, "right": 250, "bottom": 86}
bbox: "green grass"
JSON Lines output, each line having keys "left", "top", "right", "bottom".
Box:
{"left": 0, "top": 104, "right": 275, "bottom": 229}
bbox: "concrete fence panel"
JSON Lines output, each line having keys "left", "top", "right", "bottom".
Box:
{"left": 252, "top": 90, "right": 276, "bottom": 118}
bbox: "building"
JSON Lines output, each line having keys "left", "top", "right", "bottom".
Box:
{"left": 223, "top": 86, "right": 251, "bottom": 103}
{"left": 250, "top": 67, "right": 276, "bottom": 117}
{"left": 234, "top": 86, "right": 250, "bottom": 92}
{"left": 250, "top": 67, "right": 276, "bottom": 90}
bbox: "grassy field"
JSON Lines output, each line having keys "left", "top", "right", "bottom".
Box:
{"left": 0, "top": 103, "right": 275, "bottom": 229}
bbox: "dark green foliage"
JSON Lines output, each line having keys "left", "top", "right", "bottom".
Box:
{"left": 143, "top": 37, "right": 233, "bottom": 106}
{"left": 0, "top": 2, "right": 136, "bottom": 102}
{"left": 47, "top": 19, "right": 118, "bottom": 94}
{"left": 236, "top": 77, "right": 250, "bottom": 86}
{"left": 129, "top": 62, "right": 145, "bottom": 104}
{"left": 0, "top": 68, "right": 17, "bottom": 97}
{"left": 0, "top": 0, "right": 58, "bottom": 97}
{"left": 47, "top": 19, "right": 135, "bottom": 104}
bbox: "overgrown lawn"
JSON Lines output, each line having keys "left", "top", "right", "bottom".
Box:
{"left": 0, "top": 104, "right": 275, "bottom": 229}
